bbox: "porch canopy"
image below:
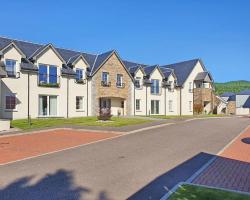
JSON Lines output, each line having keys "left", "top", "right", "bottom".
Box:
{"left": 194, "top": 72, "right": 213, "bottom": 83}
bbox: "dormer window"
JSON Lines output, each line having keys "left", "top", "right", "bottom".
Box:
{"left": 5, "top": 59, "right": 16, "bottom": 77}
{"left": 76, "top": 68, "right": 84, "bottom": 81}
{"left": 151, "top": 79, "right": 160, "bottom": 94}
{"left": 135, "top": 77, "right": 141, "bottom": 89}
{"left": 38, "top": 64, "right": 59, "bottom": 87}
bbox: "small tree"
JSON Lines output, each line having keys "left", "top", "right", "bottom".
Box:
{"left": 194, "top": 104, "right": 203, "bottom": 115}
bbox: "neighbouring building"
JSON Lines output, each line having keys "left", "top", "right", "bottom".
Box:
{"left": 220, "top": 90, "right": 250, "bottom": 115}
{"left": 0, "top": 36, "right": 215, "bottom": 120}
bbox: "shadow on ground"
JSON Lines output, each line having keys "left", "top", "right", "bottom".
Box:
{"left": 128, "top": 152, "right": 214, "bottom": 200}
{"left": 128, "top": 152, "right": 250, "bottom": 200}
{"left": 0, "top": 169, "right": 112, "bottom": 200}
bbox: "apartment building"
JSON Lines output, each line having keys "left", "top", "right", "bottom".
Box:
{"left": 0, "top": 36, "right": 215, "bottom": 120}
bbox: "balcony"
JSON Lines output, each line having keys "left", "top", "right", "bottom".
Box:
{"left": 6, "top": 71, "right": 20, "bottom": 78}
{"left": 101, "top": 81, "right": 111, "bottom": 87}
{"left": 116, "top": 82, "right": 125, "bottom": 88}
{"left": 75, "top": 79, "right": 86, "bottom": 84}
{"left": 38, "top": 73, "right": 60, "bottom": 88}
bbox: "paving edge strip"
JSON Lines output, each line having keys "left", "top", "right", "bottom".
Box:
{"left": 160, "top": 182, "right": 250, "bottom": 200}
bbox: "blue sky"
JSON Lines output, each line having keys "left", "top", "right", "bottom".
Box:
{"left": 1, "top": 0, "right": 249, "bottom": 82}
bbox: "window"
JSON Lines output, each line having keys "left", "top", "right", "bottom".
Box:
{"left": 151, "top": 100, "right": 159, "bottom": 114}
{"left": 76, "top": 69, "right": 84, "bottom": 81}
{"left": 39, "top": 95, "right": 57, "bottom": 116}
{"left": 135, "top": 77, "right": 141, "bottom": 88}
{"left": 189, "top": 82, "right": 193, "bottom": 92}
{"left": 169, "top": 100, "right": 173, "bottom": 112}
{"left": 151, "top": 79, "right": 160, "bottom": 94}
{"left": 5, "top": 59, "right": 16, "bottom": 77}
{"left": 136, "top": 99, "right": 140, "bottom": 111}
{"left": 5, "top": 95, "right": 16, "bottom": 110}
{"left": 76, "top": 96, "right": 84, "bottom": 110}
{"left": 38, "top": 64, "right": 58, "bottom": 85}
{"left": 116, "top": 74, "right": 123, "bottom": 87}
{"left": 102, "top": 72, "right": 109, "bottom": 83}
{"left": 168, "top": 81, "right": 174, "bottom": 92}
{"left": 189, "top": 101, "right": 193, "bottom": 112}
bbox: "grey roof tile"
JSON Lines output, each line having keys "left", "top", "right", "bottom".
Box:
{"left": 243, "top": 97, "right": 250, "bottom": 108}
{"left": 161, "top": 59, "right": 199, "bottom": 86}
{"left": 220, "top": 92, "right": 235, "bottom": 97}
{"left": 238, "top": 90, "right": 250, "bottom": 95}
{"left": 90, "top": 50, "right": 114, "bottom": 75}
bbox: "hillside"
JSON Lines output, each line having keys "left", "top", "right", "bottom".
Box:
{"left": 215, "top": 81, "right": 250, "bottom": 95}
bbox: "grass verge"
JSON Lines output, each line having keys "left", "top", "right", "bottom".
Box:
{"left": 168, "top": 184, "right": 250, "bottom": 200}
{"left": 11, "top": 117, "right": 152, "bottom": 130}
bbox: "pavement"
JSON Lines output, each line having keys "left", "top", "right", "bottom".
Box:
{"left": 0, "top": 129, "right": 120, "bottom": 165}
{"left": 192, "top": 126, "right": 250, "bottom": 193}
{"left": 0, "top": 117, "right": 249, "bottom": 200}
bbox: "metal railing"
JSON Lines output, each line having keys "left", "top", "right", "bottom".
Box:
{"left": 116, "top": 82, "right": 125, "bottom": 88}
{"left": 101, "top": 81, "right": 111, "bottom": 87}
{"left": 38, "top": 73, "right": 60, "bottom": 87}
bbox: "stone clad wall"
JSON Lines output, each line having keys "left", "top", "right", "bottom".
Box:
{"left": 91, "top": 53, "right": 132, "bottom": 115}
{"left": 227, "top": 101, "right": 236, "bottom": 115}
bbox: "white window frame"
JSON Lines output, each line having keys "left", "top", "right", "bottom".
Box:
{"left": 135, "top": 77, "right": 142, "bottom": 89}
{"left": 38, "top": 95, "right": 58, "bottom": 117}
{"left": 76, "top": 68, "right": 84, "bottom": 80}
{"left": 189, "top": 101, "right": 193, "bottom": 112}
{"left": 169, "top": 100, "right": 173, "bottom": 112}
{"left": 151, "top": 79, "right": 160, "bottom": 95}
{"left": 116, "top": 74, "right": 123, "bottom": 87}
{"left": 136, "top": 99, "right": 141, "bottom": 111}
{"left": 5, "top": 93, "right": 17, "bottom": 111}
{"left": 5, "top": 59, "right": 17, "bottom": 77}
{"left": 151, "top": 100, "right": 160, "bottom": 114}
{"left": 102, "top": 72, "right": 109, "bottom": 83}
{"left": 38, "top": 63, "right": 58, "bottom": 84}
{"left": 76, "top": 96, "right": 84, "bottom": 111}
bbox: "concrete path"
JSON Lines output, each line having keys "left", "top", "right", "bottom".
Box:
{"left": 0, "top": 117, "right": 249, "bottom": 200}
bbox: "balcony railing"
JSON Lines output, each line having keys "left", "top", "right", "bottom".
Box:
{"left": 75, "top": 78, "right": 86, "bottom": 84}
{"left": 6, "top": 71, "right": 20, "bottom": 78}
{"left": 38, "top": 73, "right": 60, "bottom": 88}
{"left": 101, "top": 81, "right": 111, "bottom": 87}
{"left": 116, "top": 82, "right": 125, "bottom": 88}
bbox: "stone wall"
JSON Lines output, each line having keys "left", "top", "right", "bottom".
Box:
{"left": 227, "top": 101, "right": 236, "bottom": 115}
{"left": 91, "top": 53, "right": 132, "bottom": 115}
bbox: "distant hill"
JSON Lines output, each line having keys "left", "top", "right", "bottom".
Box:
{"left": 215, "top": 81, "right": 250, "bottom": 95}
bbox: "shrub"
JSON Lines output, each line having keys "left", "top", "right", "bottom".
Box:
{"left": 97, "top": 108, "right": 112, "bottom": 121}
{"left": 194, "top": 104, "right": 203, "bottom": 114}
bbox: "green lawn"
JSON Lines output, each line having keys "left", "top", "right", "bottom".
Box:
{"left": 169, "top": 184, "right": 250, "bottom": 200}
{"left": 146, "top": 114, "right": 225, "bottom": 119}
{"left": 11, "top": 117, "right": 152, "bottom": 130}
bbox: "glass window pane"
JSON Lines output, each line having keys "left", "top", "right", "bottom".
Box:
{"left": 39, "top": 96, "right": 48, "bottom": 116}
{"left": 39, "top": 65, "right": 48, "bottom": 83}
{"left": 49, "top": 66, "right": 57, "bottom": 84}
{"left": 49, "top": 96, "right": 57, "bottom": 116}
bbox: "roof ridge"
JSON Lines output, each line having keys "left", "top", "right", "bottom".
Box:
{"left": 0, "top": 35, "right": 97, "bottom": 57}
{"left": 162, "top": 58, "right": 200, "bottom": 67}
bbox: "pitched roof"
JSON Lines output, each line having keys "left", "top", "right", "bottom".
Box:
{"left": 143, "top": 65, "right": 159, "bottom": 76}
{"left": 243, "top": 97, "right": 250, "bottom": 108}
{"left": 90, "top": 50, "right": 114, "bottom": 75}
{"left": 161, "top": 59, "right": 200, "bottom": 86}
{"left": 238, "top": 89, "right": 250, "bottom": 95}
{"left": 228, "top": 95, "right": 236, "bottom": 101}
{"left": 220, "top": 92, "right": 235, "bottom": 97}
{"left": 194, "top": 72, "right": 212, "bottom": 82}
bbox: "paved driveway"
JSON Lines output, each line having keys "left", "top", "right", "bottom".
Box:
{"left": 0, "top": 129, "right": 119, "bottom": 165}
{"left": 0, "top": 117, "right": 249, "bottom": 200}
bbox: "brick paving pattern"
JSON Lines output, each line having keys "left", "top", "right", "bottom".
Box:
{"left": 192, "top": 126, "right": 250, "bottom": 193}
{"left": 0, "top": 129, "right": 119, "bottom": 164}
